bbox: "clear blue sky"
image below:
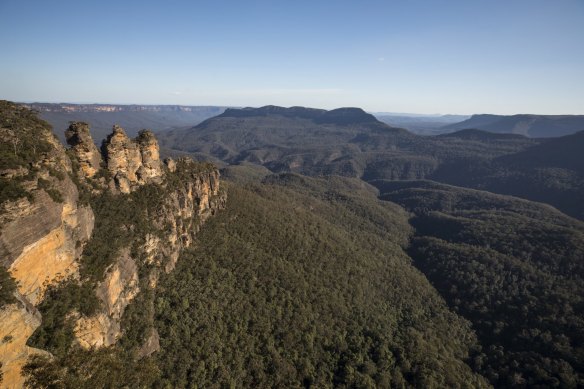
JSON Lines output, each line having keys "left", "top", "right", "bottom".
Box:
{"left": 1, "top": 0, "right": 583, "bottom": 114}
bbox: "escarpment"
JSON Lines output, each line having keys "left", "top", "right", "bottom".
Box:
{"left": 0, "top": 102, "right": 94, "bottom": 388}
{"left": 72, "top": 159, "right": 225, "bottom": 349}
{"left": 63, "top": 123, "right": 225, "bottom": 349}
{"left": 0, "top": 103, "right": 224, "bottom": 387}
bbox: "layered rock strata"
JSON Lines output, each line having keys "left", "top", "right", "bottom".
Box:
{"left": 103, "top": 126, "right": 163, "bottom": 193}
{"left": 0, "top": 109, "right": 94, "bottom": 388}
{"left": 65, "top": 122, "right": 102, "bottom": 179}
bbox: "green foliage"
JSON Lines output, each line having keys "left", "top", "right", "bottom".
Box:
{"left": 382, "top": 181, "right": 584, "bottom": 387}
{"left": 37, "top": 178, "right": 64, "bottom": 204}
{"left": 0, "top": 176, "right": 32, "bottom": 207}
{"left": 23, "top": 348, "right": 160, "bottom": 389}
{"left": 152, "top": 176, "right": 488, "bottom": 388}
{"left": 47, "top": 166, "right": 66, "bottom": 181}
{"left": 220, "top": 162, "right": 272, "bottom": 184}
{"left": 78, "top": 184, "right": 165, "bottom": 284}
{"left": 0, "top": 100, "right": 53, "bottom": 171}
{"left": 0, "top": 267, "right": 17, "bottom": 308}
{"left": 28, "top": 281, "right": 100, "bottom": 357}
{"left": 118, "top": 286, "right": 155, "bottom": 352}
{"left": 0, "top": 101, "right": 70, "bottom": 211}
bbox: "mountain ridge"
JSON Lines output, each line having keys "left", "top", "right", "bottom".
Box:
{"left": 442, "top": 113, "right": 584, "bottom": 137}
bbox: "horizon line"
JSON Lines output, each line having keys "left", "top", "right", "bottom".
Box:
{"left": 11, "top": 100, "right": 584, "bottom": 117}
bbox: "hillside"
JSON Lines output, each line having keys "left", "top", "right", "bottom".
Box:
{"left": 374, "top": 180, "right": 584, "bottom": 387}
{"left": 431, "top": 131, "right": 584, "bottom": 220}
{"left": 24, "top": 103, "right": 228, "bottom": 144}
{"left": 438, "top": 128, "right": 529, "bottom": 141}
{"left": 441, "top": 114, "right": 584, "bottom": 137}
{"left": 375, "top": 114, "right": 469, "bottom": 135}
{"left": 3, "top": 102, "right": 584, "bottom": 387}
{"left": 148, "top": 175, "right": 490, "bottom": 387}
{"left": 158, "top": 105, "right": 537, "bottom": 182}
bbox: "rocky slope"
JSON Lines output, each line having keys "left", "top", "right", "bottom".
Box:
{"left": 0, "top": 102, "right": 224, "bottom": 387}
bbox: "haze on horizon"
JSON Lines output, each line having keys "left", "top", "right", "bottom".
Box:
{"left": 0, "top": 0, "right": 583, "bottom": 115}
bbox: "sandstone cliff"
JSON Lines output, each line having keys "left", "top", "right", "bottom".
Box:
{"left": 103, "top": 126, "right": 163, "bottom": 193}
{"left": 64, "top": 122, "right": 101, "bottom": 180}
{"left": 0, "top": 101, "right": 94, "bottom": 388}
{"left": 0, "top": 104, "right": 225, "bottom": 387}
{"left": 72, "top": 157, "right": 225, "bottom": 350}
{"left": 62, "top": 123, "right": 224, "bottom": 350}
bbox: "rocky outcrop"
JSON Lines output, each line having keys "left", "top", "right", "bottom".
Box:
{"left": 103, "top": 126, "right": 163, "bottom": 193}
{"left": 0, "top": 103, "right": 94, "bottom": 388}
{"left": 0, "top": 157, "right": 94, "bottom": 305}
{"left": 0, "top": 297, "right": 48, "bottom": 389}
{"left": 136, "top": 130, "right": 163, "bottom": 182}
{"left": 65, "top": 122, "right": 102, "bottom": 179}
{"left": 137, "top": 328, "right": 160, "bottom": 358}
{"left": 62, "top": 126, "right": 225, "bottom": 352}
{"left": 74, "top": 251, "right": 139, "bottom": 349}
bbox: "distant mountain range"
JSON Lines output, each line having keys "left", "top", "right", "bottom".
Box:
{"left": 374, "top": 113, "right": 470, "bottom": 134}
{"left": 156, "top": 105, "right": 584, "bottom": 219}
{"left": 24, "top": 103, "right": 584, "bottom": 140}
{"left": 23, "top": 103, "right": 229, "bottom": 143}
{"left": 441, "top": 114, "right": 584, "bottom": 137}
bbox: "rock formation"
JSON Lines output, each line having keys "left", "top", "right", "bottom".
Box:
{"left": 74, "top": 250, "right": 139, "bottom": 349}
{"left": 63, "top": 124, "right": 223, "bottom": 354}
{"left": 65, "top": 122, "right": 102, "bottom": 179}
{"left": 135, "top": 130, "right": 163, "bottom": 183}
{"left": 103, "top": 126, "right": 163, "bottom": 193}
{"left": 0, "top": 104, "right": 225, "bottom": 387}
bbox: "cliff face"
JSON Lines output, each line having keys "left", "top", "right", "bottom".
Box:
{"left": 0, "top": 102, "right": 94, "bottom": 388}
{"left": 0, "top": 105, "right": 225, "bottom": 387}
{"left": 0, "top": 299, "right": 46, "bottom": 389}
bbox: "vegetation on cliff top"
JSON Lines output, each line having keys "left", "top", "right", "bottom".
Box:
{"left": 0, "top": 101, "right": 55, "bottom": 208}
{"left": 27, "top": 159, "right": 220, "bottom": 358}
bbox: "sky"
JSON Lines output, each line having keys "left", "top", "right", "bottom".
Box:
{"left": 0, "top": 0, "right": 583, "bottom": 115}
